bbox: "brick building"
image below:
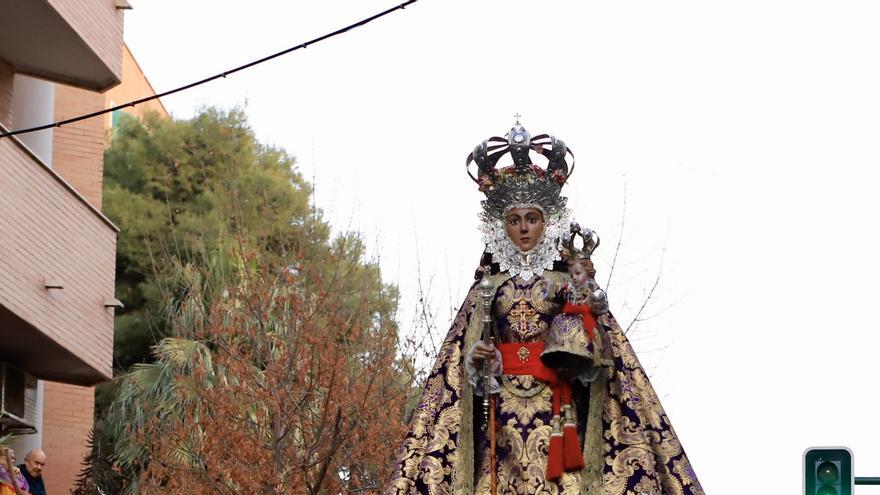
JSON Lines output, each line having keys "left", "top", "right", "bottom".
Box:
{"left": 0, "top": 1, "right": 166, "bottom": 492}
{"left": 106, "top": 44, "right": 170, "bottom": 123}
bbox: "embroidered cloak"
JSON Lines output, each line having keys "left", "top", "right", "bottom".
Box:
{"left": 385, "top": 270, "right": 703, "bottom": 495}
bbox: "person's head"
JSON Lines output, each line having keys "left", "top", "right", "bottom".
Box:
{"left": 567, "top": 257, "right": 596, "bottom": 288}
{"left": 24, "top": 449, "right": 46, "bottom": 478}
{"left": 504, "top": 207, "right": 545, "bottom": 252}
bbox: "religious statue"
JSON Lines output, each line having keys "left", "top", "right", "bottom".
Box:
{"left": 385, "top": 121, "right": 703, "bottom": 495}
{"left": 0, "top": 448, "right": 28, "bottom": 495}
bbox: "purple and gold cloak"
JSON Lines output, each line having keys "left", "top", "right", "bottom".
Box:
{"left": 386, "top": 271, "right": 704, "bottom": 495}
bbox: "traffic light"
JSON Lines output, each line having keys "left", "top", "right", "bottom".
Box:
{"left": 804, "top": 447, "right": 853, "bottom": 495}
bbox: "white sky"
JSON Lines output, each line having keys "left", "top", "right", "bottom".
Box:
{"left": 122, "top": 1, "right": 880, "bottom": 492}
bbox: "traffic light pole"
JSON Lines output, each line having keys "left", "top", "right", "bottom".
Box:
{"left": 855, "top": 477, "right": 880, "bottom": 485}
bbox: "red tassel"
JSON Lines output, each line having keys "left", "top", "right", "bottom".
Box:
{"left": 547, "top": 427, "right": 564, "bottom": 480}
{"left": 563, "top": 424, "right": 584, "bottom": 470}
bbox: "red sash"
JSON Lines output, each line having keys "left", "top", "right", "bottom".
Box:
{"left": 497, "top": 342, "right": 585, "bottom": 479}
{"left": 498, "top": 342, "right": 557, "bottom": 381}
{"left": 561, "top": 301, "right": 597, "bottom": 340}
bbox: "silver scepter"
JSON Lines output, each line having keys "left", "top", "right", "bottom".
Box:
{"left": 478, "top": 270, "right": 495, "bottom": 430}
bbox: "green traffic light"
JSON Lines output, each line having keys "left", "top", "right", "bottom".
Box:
{"left": 816, "top": 485, "right": 838, "bottom": 495}
{"left": 818, "top": 461, "right": 839, "bottom": 483}
{"left": 805, "top": 447, "right": 852, "bottom": 495}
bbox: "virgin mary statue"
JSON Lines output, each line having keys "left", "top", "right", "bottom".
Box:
{"left": 385, "top": 122, "right": 703, "bottom": 495}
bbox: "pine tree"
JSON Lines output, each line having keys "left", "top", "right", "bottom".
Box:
{"left": 77, "top": 108, "right": 411, "bottom": 493}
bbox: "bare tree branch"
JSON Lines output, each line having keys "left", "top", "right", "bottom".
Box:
{"left": 625, "top": 245, "right": 665, "bottom": 335}
{"left": 605, "top": 180, "right": 627, "bottom": 293}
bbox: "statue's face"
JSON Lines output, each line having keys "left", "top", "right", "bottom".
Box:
{"left": 504, "top": 207, "right": 545, "bottom": 252}
{"left": 568, "top": 259, "right": 596, "bottom": 287}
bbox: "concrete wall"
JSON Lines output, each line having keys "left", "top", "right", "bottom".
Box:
{"left": 12, "top": 75, "right": 55, "bottom": 166}
{"left": 45, "top": 0, "right": 123, "bottom": 82}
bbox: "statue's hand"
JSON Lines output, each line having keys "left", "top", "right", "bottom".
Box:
{"left": 469, "top": 341, "right": 497, "bottom": 366}
{"left": 465, "top": 342, "right": 503, "bottom": 395}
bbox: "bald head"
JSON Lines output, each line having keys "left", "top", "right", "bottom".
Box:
{"left": 24, "top": 449, "right": 45, "bottom": 477}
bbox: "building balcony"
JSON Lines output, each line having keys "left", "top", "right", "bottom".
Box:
{"left": 0, "top": 125, "right": 118, "bottom": 385}
{"left": 0, "top": 0, "right": 124, "bottom": 91}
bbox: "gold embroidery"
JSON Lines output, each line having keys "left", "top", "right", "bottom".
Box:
{"left": 634, "top": 474, "right": 662, "bottom": 494}
{"left": 387, "top": 283, "right": 486, "bottom": 495}
{"left": 529, "top": 278, "right": 562, "bottom": 315}
{"left": 477, "top": 413, "right": 582, "bottom": 495}
{"left": 509, "top": 297, "right": 541, "bottom": 340}
{"left": 517, "top": 345, "right": 531, "bottom": 363}
{"left": 390, "top": 278, "right": 702, "bottom": 495}
{"left": 499, "top": 378, "right": 552, "bottom": 424}
{"left": 494, "top": 274, "right": 565, "bottom": 342}
{"left": 659, "top": 469, "right": 686, "bottom": 495}
{"left": 672, "top": 458, "right": 698, "bottom": 487}
{"left": 598, "top": 314, "right": 704, "bottom": 495}
{"left": 501, "top": 375, "right": 546, "bottom": 398}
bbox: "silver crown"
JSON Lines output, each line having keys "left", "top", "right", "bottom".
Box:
{"left": 468, "top": 120, "right": 576, "bottom": 280}
{"left": 465, "top": 120, "right": 575, "bottom": 221}
{"left": 561, "top": 223, "right": 600, "bottom": 261}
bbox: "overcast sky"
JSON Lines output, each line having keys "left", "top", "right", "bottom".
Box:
{"left": 123, "top": 1, "right": 880, "bottom": 491}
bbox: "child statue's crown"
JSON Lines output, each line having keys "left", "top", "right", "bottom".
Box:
{"left": 561, "top": 223, "right": 600, "bottom": 262}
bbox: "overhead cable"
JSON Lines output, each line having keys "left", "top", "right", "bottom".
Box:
{"left": 0, "top": 0, "right": 418, "bottom": 139}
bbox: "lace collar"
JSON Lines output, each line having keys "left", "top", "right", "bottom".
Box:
{"left": 478, "top": 209, "right": 570, "bottom": 281}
